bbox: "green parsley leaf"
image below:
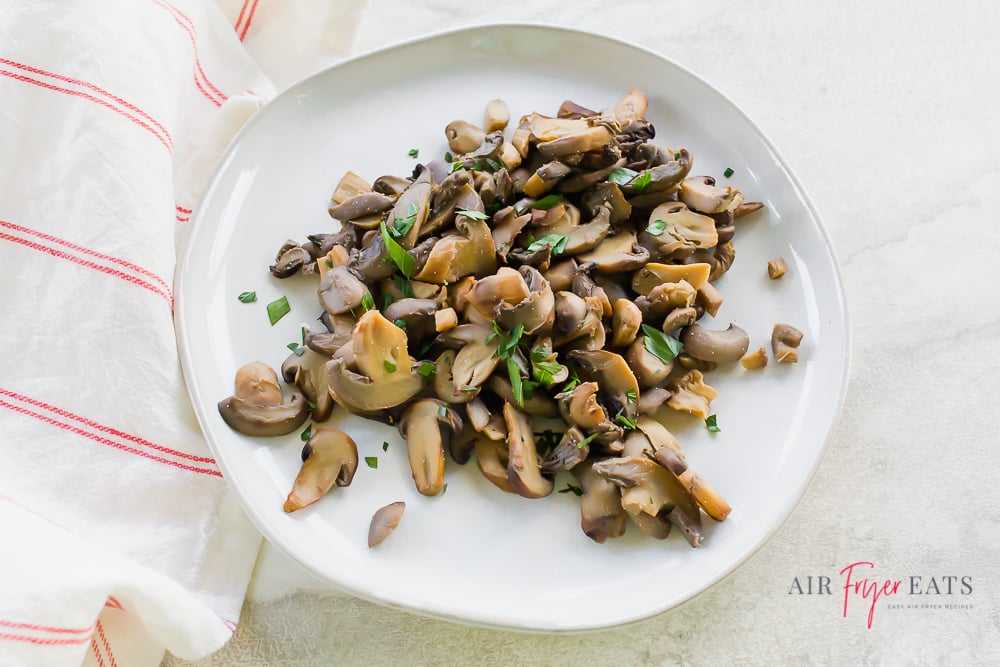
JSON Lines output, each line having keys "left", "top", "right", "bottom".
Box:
{"left": 525, "top": 234, "right": 569, "bottom": 255}
{"left": 444, "top": 151, "right": 453, "bottom": 163}
{"left": 493, "top": 323, "right": 524, "bottom": 360}
{"left": 641, "top": 323, "right": 683, "bottom": 364}
{"left": 723, "top": 167, "right": 734, "bottom": 178}
{"left": 534, "top": 429, "right": 564, "bottom": 452}
{"left": 360, "top": 291, "right": 375, "bottom": 312}
{"left": 645, "top": 219, "right": 668, "bottom": 236}
{"left": 324, "top": 258, "right": 333, "bottom": 268}
{"left": 632, "top": 171, "right": 653, "bottom": 193}
{"left": 380, "top": 221, "right": 415, "bottom": 277}
{"left": 674, "top": 151, "right": 682, "bottom": 160}
{"left": 607, "top": 167, "right": 639, "bottom": 186}
{"left": 532, "top": 360, "right": 565, "bottom": 386}
{"left": 485, "top": 158, "right": 503, "bottom": 171}
{"left": 449, "top": 160, "right": 465, "bottom": 174}
{"left": 266, "top": 296, "right": 291, "bottom": 325}
{"left": 383, "top": 360, "right": 397, "bottom": 373}
{"left": 238, "top": 291, "right": 257, "bottom": 303}
{"left": 417, "top": 360, "right": 436, "bottom": 377}
{"left": 530, "top": 347, "right": 551, "bottom": 363}
{"left": 561, "top": 366, "right": 581, "bottom": 392}
{"left": 457, "top": 209, "right": 489, "bottom": 221}
{"left": 706, "top": 414, "right": 721, "bottom": 433}
{"left": 615, "top": 410, "right": 636, "bottom": 430}
{"left": 383, "top": 294, "right": 395, "bottom": 310}
{"left": 626, "top": 387, "right": 638, "bottom": 403}
{"left": 365, "top": 456, "right": 378, "bottom": 469}
{"left": 393, "top": 273, "right": 414, "bottom": 298}
{"left": 460, "top": 385, "right": 478, "bottom": 392}
{"left": 393, "top": 319, "right": 407, "bottom": 329}
{"left": 507, "top": 358, "right": 524, "bottom": 406}
{"left": 382, "top": 441, "right": 390, "bottom": 452}
{"left": 300, "top": 424, "right": 312, "bottom": 441}
{"left": 286, "top": 342, "right": 304, "bottom": 356}
{"left": 558, "top": 484, "right": 583, "bottom": 496}
{"left": 577, "top": 432, "right": 600, "bottom": 449}
{"left": 528, "top": 194, "right": 564, "bottom": 210}
{"left": 306, "top": 400, "right": 317, "bottom": 411}
{"left": 442, "top": 483, "right": 448, "bottom": 494}
{"left": 408, "top": 148, "right": 419, "bottom": 158}
{"left": 389, "top": 201, "right": 419, "bottom": 238}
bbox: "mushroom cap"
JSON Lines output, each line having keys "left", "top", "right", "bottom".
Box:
{"left": 567, "top": 349, "right": 640, "bottom": 420}
{"left": 368, "top": 502, "right": 406, "bottom": 548}
{"left": 283, "top": 427, "right": 359, "bottom": 512}
{"left": 680, "top": 323, "right": 750, "bottom": 364}
{"left": 218, "top": 362, "right": 310, "bottom": 437}
{"left": 503, "top": 403, "right": 554, "bottom": 498}
{"left": 399, "top": 399, "right": 460, "bottom": 496}
{"left": 576, "top": 231, "right": 650, "bottom": 273}
{"left": 576, "top": 461, "right": 627, "bottom": 543}
{"left": 679, "top": 176, "right": 737, "bottom": 215}
{"left": 474, "top": 435, "right": 515, "bottom": 493}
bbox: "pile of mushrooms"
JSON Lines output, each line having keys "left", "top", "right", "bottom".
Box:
{"left": 219, "top": 89, "right": 785, "bottom": 547}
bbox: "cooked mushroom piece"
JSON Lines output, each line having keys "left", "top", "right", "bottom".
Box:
{"left": 652, "top": 448, "right": 731, "bottom": 522}
{"left": 646, "top": 202, "right": 719, "bottom": 257}
{"left": 576, "top": 231, "right": 650, "bottom": 273}
{"left": 484, "top": 99, "right": 510, "bottom": 132}
{"left": 413, "top": 215, "right": 497, "bottom": 284}
{"left": 540, "top": 426, "right": 590, "bottom": 473}
{"left": 680, "top": 323, "right": 750, "bottom": 364}
{"left": 495, "top": 266, "right": 555, "bottom": 334}
{"left": 445, "top": 120, "right": 486, "bottom": 154}
{"left": 610, "top": 298, "right": 643, "bottom": 348}
{"left": 557, "top": 381, "right": 607, "bottom": 430}
{"left": 318, "top": 266, "right": 368, "bottom": 316}
{"left": 626, "top": 337, "right": 674, "bottom": 388}
{"left": 741, "top": 346, "right": 769, "bottom": 370}
{"left": 772, "top": 323, "right": 804, "bottom": 363}
{"left": 592, "top": 456, "right": 704, "bottom": 547}
{"left": 270, "top": 242, "right": 313, "bottom": 278}
{"left": 283, "top": 428, "right": 358, "bottom": 512}
{"left": 280, "top": 347, "right": 334, "bottom": 422}
{"left": 218, "top": 362, "right": 309, "bottom": 437}
{"left": 330, "top": 171, "right": 372, "bottom": 205}
{"left": 328, "top": 192, "right": 396, "bottom": 224}
{"left": 631, "top": 262, "right": 711, "bottom": 295}
{"left": 679, "top": 176, "right": 737, "bottom": 214}
{"left": 474, "top": 435, "right": 515, "bottom": 493}
{"left": 568, "top": 349, "right": 640, "bottom": 420}
{"left": 613, "top": 87, "right": 648, "bottom": 125}
{"left": 576, "top": 461, "right": 627, "bottom": 543}
{"left": 399, "top": 399, "right": 461, "bottom": 496}
{"left": 638, "top": 386, "right": 672, "bottom": 414}
{"left": 504, "top": 403, "right": 553, "bottom": 498}
{"left": 368, "top": 502, "right": 405, "bottom": 548}
{"left": 767, "top": 257, "right": 788, "bottom": 279}
{"left": 696, "top": 282, "right": 724, "bottom": 318}
{"left": 666, "top": 370, "right": 718, "bottom": 420}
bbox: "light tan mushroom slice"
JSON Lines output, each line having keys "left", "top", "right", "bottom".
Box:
{"left": 368, "top": 502, "right": 406, "bottom": 548}
{"left": 352, "top": 310, "right": 411, "bottom": 382}
{"left": 491, "top": 208, "right": 531, "bottom": 258}
{"left": 626, "top": 338, "right": 674, "bottom": 389}
{"left": 540, "top": 426, "right": 589, "bottom": 473}
{"left": 568, "top": 349, "right": 641, "bottom": 421}
{"left": 466, "top": 266, "right": 530, "bottom": 319}
{"left": 415, "top": 217, "right": 497, "bottom": 285}
{"left": 735, "top": 201, "right": 765, "bottom": 218}
{"left": 487, "top": 374, "right": 559, "bottom": 418}
{"left": 387, "top": 179, "right": 432, "bottom": 249}
{"left": 283, "top": 428, "right": 359, "bottom": 512}
{"left": 557, "top": 381, "right": 607, "bottom": 430}
{"left": 648, "top": 202, "right": 719, "bottom": 254}
{"left": 637, "top": 387, "right": 672, "bottom": 414}
{"left": 495, "top": 266, "right": 555, "bottom": 334}
{"left": 575, "top": 231, "right": 650, "bottom": 273}
{"left": 631, "top": 262, "right": 712, "bottom": 295}
{"left": 741, "top": 346, "right": 769, "bottom": 370}
{"left": 635, "top": 416, "right": 684, "bottom": 456}
{"left": 679, "top": 176, "right": 738, "bottom": 214}
{"left": 613, "top": 88, "right": 648, "bottom": 125}
{"left": 503, "top": 403, "right": 553, "bottom": 498}
{"left": 452, "top": 334, "right": 502, "bottom": 392}
{"left": 501, "top": 142, "right": 522, "bottom": 170}
{"left": 536, "top": 125, "right": 615, "bottom": 158}
{"left": 652, "top": 448, "right": 731, "bottom": 522}
{"left": 696, "top": 282, "right": 724, "bottom": 318}
{"left": 474, "top": 435, "right": 515, "bottom": 492}
{"left": 445, "top": 120, "right": 486, "bottom": 154}
{"left": 610, "top": 299, "right": 643, "bottom": 348}
{"left": 767, "top": 257, "right": 788, "bottom": 280}
{"left": 592, "top": 456, "right": 703, "bottom": 547}
{"left": 635, "top": 280, "right": 697, "bottom": 322}
{"left": 484, "top": 98, "right": 510, "bottom": 132}
{"left": 318, "top": 266, "right": 368, "bottom": 316}
{"left": 433, "top": 349, "right": 475, "bottom": 404}
{"left": 527, "top": 115, "right": 589, "bottom": 141}
{"left": 576, "top": 461, "right": 627, "bottom": 543}
{"left": 666, "top": 370, "right": 718, "bottom": 420}
{"left": 281, "top": 348, "right": 334, "bottom": 422}
{"left": 552, "top": 292, "right": 604, "bottom": 349}
{"left": 543, "top": 259, "right": 578, "bottom": 293}
{"left": 399, "top": 399, "right": 460, "bottom": 496}
{"left": 681, "top": 323, "right": 750, "bottom": 364}
{"left": 543, "top": 203, "right": 611, "bottom": 255}
{"left": 218, "top": 362, "right": 310, "bottom": 437}
{"left": 330, "top": 171, "right": 372, "bottom": 206}
{"left": 772, "top": 323, "right": 804, "bottom": 363}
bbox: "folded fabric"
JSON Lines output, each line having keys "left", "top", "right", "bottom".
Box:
{"left": 0, "top": 1, "right": 364, "bottom": 664}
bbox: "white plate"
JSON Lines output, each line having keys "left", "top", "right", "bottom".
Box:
{"left": 176, "top": 24, "right": 850, "bottom": 631}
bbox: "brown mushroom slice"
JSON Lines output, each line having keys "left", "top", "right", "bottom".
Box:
{"left": 610, "top": 299, "right": 643, "bottom": 348}
{"left": 648, "top": 202, "right": 719, "bottom": 254}
{"left": 662, "top": 306, "right": 699, "bottom": 334}
{"left": 491, "top": 207, "right": 531, "bottom": 258}
{"left": 330, "top": 171, "right": 372, "bottom": 206}
{"left": 592, "top": 456, "right": 703, "bottom": 547}
{"left": 495, "top": 266, "right": 555, "bottom": 334}
{"left": 399, "top": 399, "right": 461, "bottom": 496}
{"left": 581, "top": 182, "right": 631, "bottom": 225}
{"left": 613, "top": 87, "right": 648, "bottom": 125}
{"left": 626, "top": 337, "right": 674, "bottom": 389}
{"left": 631, "top": 262, "right": 711, "bottom": 295}
{"left": 329, "top": 192, "right": 396, "bottom": 224}
{"left": 383, "top": 298, "right": 437, "bottom": 341}
{"left": 218, "top": 362, "right": 310, "bottom": 437}
{"left": 575, "top": 231, "right": 650, "bottom": 273}
{"left": 523, "top": 161, "right": 572, "bottom": 198}
{"left": 539, "top": 203, "right": 611, "bottom": 255}
{"left": 735, "top": 201, "right": 765, "bottom": 218}
{"left": 433, "top": 349, "right": 476, "bottom": 404}
{"left": 767, "top": 257, "right": 788, "bottom": 279}
{"left": 696, "top": 282, "right": 724, "bottom": 318}
{"left": 681, "top": 323, "right": 750, "bottom": 364}
{"left": 484, "top": 98, "right": 510, "bottom": 132}
{"left": 741, "top": 346, "right": 769, "bottom": 370}
{"left": 504, "top": 403, "right": 553, "bottom": 499}
{"left": 283, "top": 428, "right": 358, "bottom": 512}
{"left": 576, "top": 461, "right": 627, "bottom": 543}
{"left": 451, "top": 329, "right": 501, "bottom": 392}
{"left": 568, "top": 349, "right": 641, "bottom": 421}
{"left": 679, "top": 176, "right": 738, "bottom": 214}
{"left": 635, "top": 416, "right": 684, "bottom": 455}
{"left": 635, "top": 281, "right": 697, "bottom": 322}
{"left": 449, "top": 426, "right": 476, "bottom": 465}
{"left": 536, "top": 125, "right": 615, "bottom": 158}
{"left": 543, "top": 259, "right": 578, "bottom": 292}
{"left": 434, "top": 307, "right": 458, "bottom": 332}
{"left": 413, "top": 216, "right": 497, "bottom": 284}
{"left": 474, "top": 435, "right": 515, "bottom": 493}
{"left": 558, "top": 158, "right": 628, "bottom": 194}
{"left": 389, "top": 176, "right": 433, "bottom": 249}
{"left": 487, "top": 374, "right": 559, "bottom": 418}
{"left": 465, "top": 266, "right": 530, "bottom": 319}
{"left": 665, "top": 370, "right": 718, "bottom": 420}
{"left": 527, "top": 115, "right": 589, "bottom": 141}
{"left": 540, "top": 426, "right": 590, "bottom": 473}
{"left": 270, "top": 242, "right": 312, "bottom": 278}
{"left": 557, "top": 381, "right": 607, "bottom": 430}
{"left": 318, "top": 266, "right": 368, "bottom": 316}
{"left": 368, "top": 502, "right": 406, "bottom": 548}
{"left": 372, "top": 174, "right": 412, "bottom": 196}
{"left": 652, "top": 448, "right": 731, "bottom": 522}
{"left": 281, "top": 348, "right": 334, "bottom": 422}
{"left": 445, "top": 120, "right": 486, "bottom": 154}
{"left": 708, "top": 241, "right": 736, "bottom": 282}
{"left": 637, "top": 387, "right": 671, "bottom": 414}
{"left": 772, "top": 323, "right": 804, "bottom": 363}
{"left": 552, "top": 294, "right": 605, "bottom": 351}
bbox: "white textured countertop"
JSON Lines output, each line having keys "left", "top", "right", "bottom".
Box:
{"left": 166, "top": 1, "right": 1000, "bottom": 663}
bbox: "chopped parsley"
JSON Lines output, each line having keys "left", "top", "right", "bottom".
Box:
{"left": 360, "top": 291, "right": 375, "bottom": 312}
{"left": 723, "top": 167, "right": 734, "bottom": 178}
{"left": 558, "top": 484, "right": 583, "bottom": 496}
{"left": 365, "top": 456, "right": 378, "bottom": 469}
{"left": 706, "top": 414, "right": 721, "bottom": 433}
{"left": 392, "top": 273, "right": 414, "bottom": 298}
{"left": 300, "top": 424, "right": 312, "bottom": 441}
{"left": 380, "top": 221, "right": 415, "bottom": 277}
{"left": 457, "top": 209, "right": 489, "bottom": 221}
{"left": 437, "top": 405, "right": 448, "bottom": 419}
{"left": 607, "top": 167, "right": 639, "bottom": 186}
{"left": 393, "top": 318, "right": 407, "bottom": 329}
{"left": 306, "top": 400, "right": 317, "bottom": 411}
{"left": 641, "top": 323, "right": 683, "bottom": 364}
{"left": 626, "top": 387, "right": 638, "bottom": 403}
{"left": 383, "top": 360, "right": 397, "bottom": 373}
{"left": 286, "top": 342, "right": 304, "bottom": 356}
{"left": 408, "top": 148, "right": 419, "bottom": 158}
{"left": 382, "top": 441, "right": 390, "bottom": 452}
{"left": 645, "top": 219, "right": 668, "bottom": 236}
{"left": 525, "top": 234, "right": 569, "bottom": 255}
{"left": 491, "top": 322, "right": 525, "bottom": 359}
{"left": 674, "top": 151, "right": 682, "bottom": 160}
{"left": 615, "top": 409, "right": 636, "bottom": 430}
{"left": 577, "top": 432, "right": 600, "bottom": 449}
{"left": 237, "top": 291, "right": 257, "bottom": 303}
{"left": 532, "top": 360, "right": 565, "bottom": 386}
{"left": 416, "top": 360, "right": 436, "bottom": 377}
{"left": 266, "top": 296, "right": 290, "bottom": 325}
{"left": 506, "top": 357, "right": 524, "bottom": 406}
{"left": 528, "top": 193, "right": 564, "bottom": 210}
{"left": 389, "top": 202, "right": 419, "bottom": 238}
{"left": 632, "top": 171, "right": 653, "bottom": 193}
{"left": 444, "top": 151, "right": 453, "bottom": 163}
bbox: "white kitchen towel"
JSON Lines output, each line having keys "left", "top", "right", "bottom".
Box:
{"left": 0, "top": 0, "right": 365, "bottom": 665}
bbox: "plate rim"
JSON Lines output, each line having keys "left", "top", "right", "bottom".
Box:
{"left": 175, "top": 22, "right": 852, "bottom": 632}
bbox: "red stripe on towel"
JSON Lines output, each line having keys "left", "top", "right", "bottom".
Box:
{"left": 238, "top": 0, "right": 260, "bottom": 41}
{"left": 150, "top": 0, "right": 228, "bottom": 105}
{"left": 0, "top": 619, "right": 93, "bottom": 635}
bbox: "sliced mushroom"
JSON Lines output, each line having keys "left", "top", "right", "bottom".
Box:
{"left": 581, "top": 182, "right": 631, "bottom": 225}
{"left": 270, "top": 242, "right": 313, "bottom": 278}
{"left": 218, "top": 362, "right": 309, "bottom": 437}
{"left": 536, "top": 125, "right": 614, "bottom": 158}
{"left": 652, "top": 448, "right": 731, "bottom": 522}
{"left": 523, "top": 161, "right": 572, "bottom": 198}
{"left": 666, "top": 370, "right": 717, "bottom": 420}
{"left": 680, "top": 323, "right": 750, "bottom": 364}
{"left": 475, "top": 435, "right": 515, "bottom": 493}
{"left": 772, "top": 323, "right": 804, "bottom": 363}
{"left": 450, "top": 325, "right": 501, "bottom": 391}
{"left": 540, "top": 426, "right": 590, "bottom": 473}
{"left": 679, "top": 176, "right": 737, "bottom": 214}
{"left": 631, "top": 262, "right": 711, "bottom": 294}
{"left": 610, "top": 298, "right": 643, "bottom": 348}
{"left": 557, "top": 381, "right": 606, "bottom": 430}
{"left": 647, "top": 202, "right": 719, "bottom": 256}
{"left": 537, "top": 202, "right": 611, "bottom": 255}
{"left": 767, "top": 257, "right": 788, "bottom": 280}
{"left": 281, "top": 348, "right": 334, "bottom": 422}
{"left": 741, "top": 346, "right": 769, "bottom": 370}
{"left": 399, "top": 399, "right": 461, "bottom": 496}
{"left": 696, "top": 281, "right": 724, "bottom": 318}
{"left": 445, "top": 120, "right": 486, "bottom": 154}
{"left": 626, "top": 337, "right": 674, "bottom": 388}
{"left": 568, "top": 349, "right": 640, "bottom": 420}
{"left": 735, "top": 201, "right": 765, "bottom": 218}
{"left": 283, "top": 428, "right": 358, "bottom": 512}
{"left": 662, "top": 306, "right": 699, "bottom": 334}
{"left": 413, "top": 216, "right": 497, "bottom": 284}
{"left": 576, "top": 461, "right": 627, "bottom": 543}
{"left": 504, "top": 403, "right": 553, "bottom": 498}
{"left": 495, "top": 266, "right": 555, "bottom": 334}
{"left": 613, "top": 88, "right": 648, "bottom": 125}
{"left": 484, "top": 99, "right": 510, "bottom": 132}
{"left": 576, "top": 231, "right": 650, "bottom": 273}
{"left": 329, "top": 192, "right": 396, "bottom": 224}
{"left": 318, "top": 266, "right": 368, "bottom": 316}
{"left": 433, "top": 349, "right": 475, "bottom": 404}
{"left": 372, "top": 174, "right": 411, "bottom": 196}
{"left": 368, "top": 502, "right": 405, "bottom": 547}
{"left": 330, "top": 171, "right": 372, "bottom": 206}
{"left": 487, "top": 373, "right": 559, "bottom": 418}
